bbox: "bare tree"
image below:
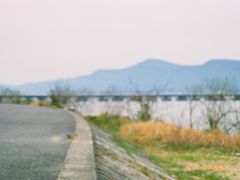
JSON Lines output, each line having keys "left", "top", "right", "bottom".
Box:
{"left": 74, "top": 88, "right": 95, "bottom": 115}
{"left": 229, "top": 103, "right": 240, "bottom": 134}
{"left": 0, "top": 88, "right": 21, "bottom": 104}
{"left": 49, "top": 81, "right": 74, "bottom": 107}
{"left": 201, "top": 77, "right": 237, "bottom": 131}
{"left": 128, "top": 80, "right": 167, "bottom": 121}
{"left": 100, "top": 85, "right": 126, "bottom": 115}
{"left": 185, "top": 84, "right": 203, "bottom": 128}
{"left": 127, "top": 80, "right": 152, "bottom": 120}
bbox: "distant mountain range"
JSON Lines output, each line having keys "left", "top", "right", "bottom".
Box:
{"left": 1, "top": 59, "right": 240, "bottom": 95}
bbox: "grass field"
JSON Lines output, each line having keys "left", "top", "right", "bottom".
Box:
{"left": 85, "top": 114, "right": 240, "bottom": 180}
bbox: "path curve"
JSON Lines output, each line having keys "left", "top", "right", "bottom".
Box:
{"left": 0, "top": 104, "right": 75, "bottom": 180}
{"left": 58, "top": 112, "right": 97, "bottom": 180}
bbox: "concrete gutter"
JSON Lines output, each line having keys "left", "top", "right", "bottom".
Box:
{"left": 58, "top": 111, "right": 97, "bottom": 180}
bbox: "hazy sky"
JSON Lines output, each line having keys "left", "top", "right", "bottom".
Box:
{"left": 0, "top": 0, "right": 240, "bottom": 84}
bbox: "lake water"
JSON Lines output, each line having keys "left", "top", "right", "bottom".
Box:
{"left": 71, "top": 100, "right": 240, "bottom": 133}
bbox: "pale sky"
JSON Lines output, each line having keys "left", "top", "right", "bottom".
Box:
{"left": 0, "top": 0, "right": 240, "bottom": 84}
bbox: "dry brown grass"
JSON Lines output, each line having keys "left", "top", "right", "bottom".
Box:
{"left": 119, "top": 121, "right": 240, "bottom": 152}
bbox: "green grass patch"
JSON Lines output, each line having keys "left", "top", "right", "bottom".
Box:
{"left": 188, "top": 170, "right": 229, "bottom": 180}
{"left": 112, "top": 135, "right": 141, "bottom": 156}
{"left": 85, "top": 113, "right": 130, "bottom": 133}
{"left": 67, "top": 132, "right": 77, "bottom": 140}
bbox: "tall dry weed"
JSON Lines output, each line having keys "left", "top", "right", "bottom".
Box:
{"left": 119, "top": 121, "right": 240, "bottom": 151}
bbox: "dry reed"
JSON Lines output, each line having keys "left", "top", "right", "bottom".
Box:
{"left": 119, "top": 121, "right": 240, "bottom": 152}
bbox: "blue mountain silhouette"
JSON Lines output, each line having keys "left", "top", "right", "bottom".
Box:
{"left": 2, "top": 59, "right": 240, "bottom": 95}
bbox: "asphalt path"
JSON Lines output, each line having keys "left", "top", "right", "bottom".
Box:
{"left": 0, "top": 104, "right": 75, "bottom": 180}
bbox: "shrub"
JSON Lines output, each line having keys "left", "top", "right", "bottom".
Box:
{"left": 137, "top": 103, "right": 151, "bottom": 121}
{"left": 50, "top": 94, "right": 63, "bottom": 108}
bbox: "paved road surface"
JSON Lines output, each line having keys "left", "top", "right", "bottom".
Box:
{"left": 0, "top": 104, "right": 75, "bottom": 180}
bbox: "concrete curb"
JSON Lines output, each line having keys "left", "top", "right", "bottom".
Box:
{"left": 58, "top": 111, "right": 97, "bottom": 180}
